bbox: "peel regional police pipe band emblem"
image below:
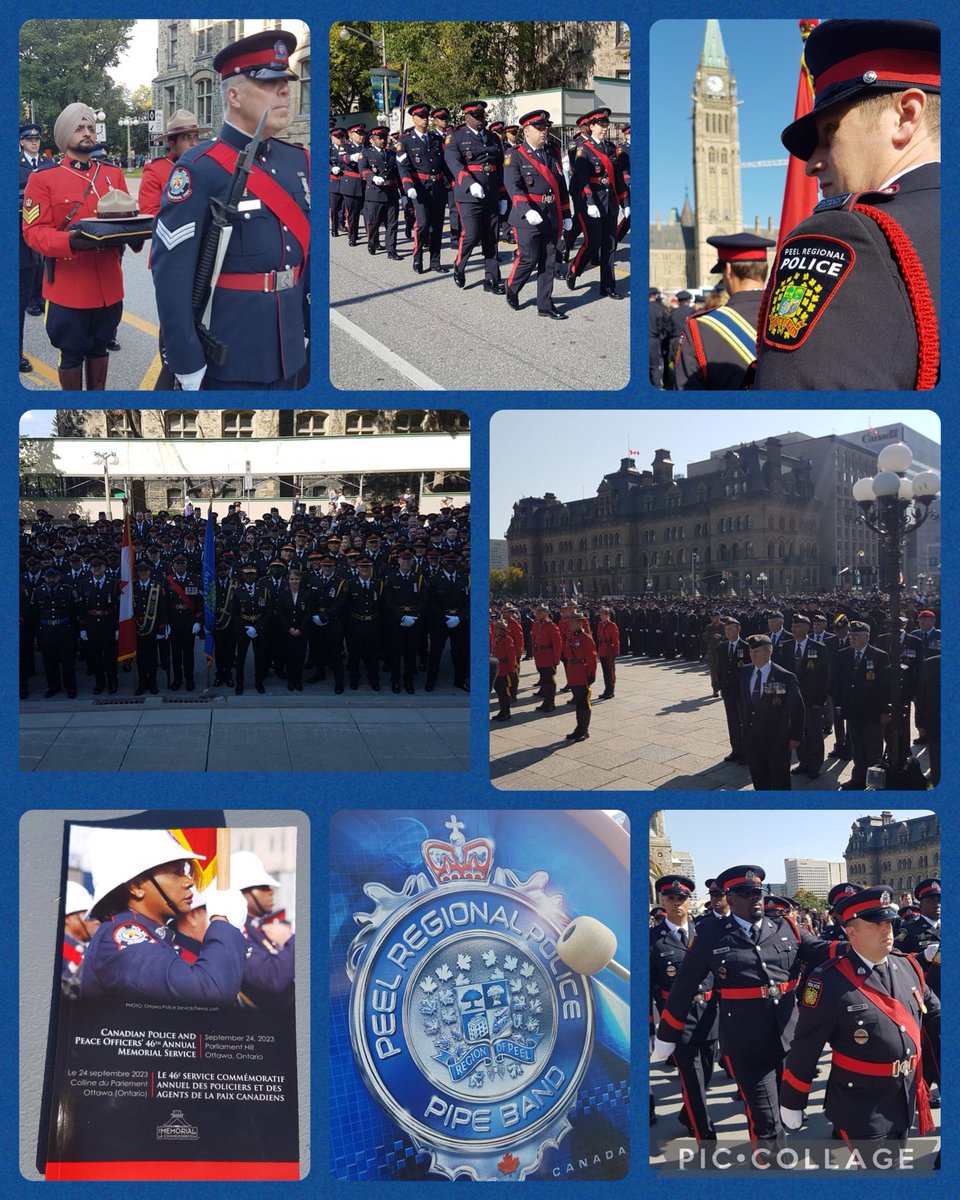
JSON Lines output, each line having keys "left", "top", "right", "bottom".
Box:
{"left": 346, "top": 814, "right": 595, "bottom": 1180}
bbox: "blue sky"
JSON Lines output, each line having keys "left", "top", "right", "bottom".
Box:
{"left": 658, "top": 808, "right": 935, "bottom": 892}
{"left": 489, "top": 409, "right": 940, "bottom": 539}
{"left": 649, "top": 20, "right": 810, "bottom": 228}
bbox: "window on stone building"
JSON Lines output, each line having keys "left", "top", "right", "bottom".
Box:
{"left": 168, "top": 24, "right": 178, "bottom": 68}
{"left": 165, "top": 411, "right": 198, "bottom": 439}
{"left": 195, "top": 77, "right": 213, "bottom": 129}
{"left": 615, "top": 22, "right": 630, "bottom": 46}
{"left": 196, "top": 20, "right": 213, "bottom": 56}
{"left": 298, "top": 57, "right": 310, "bottom": 115}
{"left": 394, "top": 410, "right": 427, "bottom": 433}
{"left": 167, "top": 488, "right": 184, "bottom": 509}
{"left": 345, "top": 411, "right": 376, "bottom": 435}
{"left": 164, "top": 85, "right": 176, "bottom": 119}
{"left": 222, "top": 411, "right": 254, "bottom": 438}
{"left": 295, "top": 411, "right": 328, "bottom": 436}
{"left": 106, "top": 411, "right": 137, "bottom": 438}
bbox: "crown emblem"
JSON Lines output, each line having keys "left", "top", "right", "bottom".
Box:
{"left": 745, "top": 869, "right": 758, "bottom": 883}
{"left": 421, "top": 815, "right": 493, "bottom": 886}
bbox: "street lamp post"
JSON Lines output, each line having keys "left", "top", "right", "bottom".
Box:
{"left": 852, "top": 441, "right": 941, "bottom": 774}
{"left": 93, "top": 450, "right": 119, "bottom": 508}
{"left": 339, "top": 23, "right": 389, "bottom": 121}
{"left": 757, "top": 571, "right": 767, "bottom": 598}
{"left": 691, "top": 550, "right": 698, "bottom": 596}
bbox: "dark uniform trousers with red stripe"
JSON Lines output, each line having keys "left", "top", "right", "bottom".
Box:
{"left": 651, "top": 922, "right": 718, "bottom": 1140}
{"left": 444, "top": 126, "right": 503, "bottom": 283}
{"left": 657, "top": 914, "right": 839, "bottom": 1143}
{"left": 398, "top": 129, "right": 449, "bottom": 270}
{"left": 780, "top": 951, "right": 939, "bottom": 1142}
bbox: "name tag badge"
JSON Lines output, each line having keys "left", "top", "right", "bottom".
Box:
{"left": 185, "top": 585, "right": 197, "bottom": 595}
{"left": 238, "top": 198, "right": 262, "bottom": 212}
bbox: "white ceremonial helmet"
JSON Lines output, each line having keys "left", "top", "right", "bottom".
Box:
{"left": 64, "top": 879, "right": 94, "bottom": 918}
{"left": 230, "top": 850, "right": 281, "bottom": 892}
{"left": 86, "top": 828, "right": 205, "bottom": 919}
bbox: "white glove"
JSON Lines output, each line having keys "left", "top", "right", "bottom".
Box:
{"left": 176, "top": 366, "right": 206, "bottom": 391}
{"left": 621, "top": 206, "right": 630, "bottom": 219}
{"left": 205, "top": 888, "right": 248, "bottom": 931}
{"left": 191, "top": 622, "right": 201, "bottom": 635}
{"left": 563, "top": 217, "right": 573, "bottom": 231}
{"left": 331, "top": 166, "right": 341, "bottom": 175}
{"left": 924, "top": 942, "right": 940, "bottom": 962}
{"left": 245, "top": 625, "right": 257, "bottom": 639}
{"left": 780, "top": 1106, "right": 803, "bottom": 1131}
{"left": 372, "top": 175, "right": 385, "bottom": 186}
{"left": 469, "top": 182, "right": 485, "bottom": 199}
{"left": 311, "top": 614, "right": 321, "bottom": 625}
{"left": 406, "top": 187, "right": 417, "bottom": 200}
{"left": 79, "top": 630, "right": 88, "bottom": 641}
{"left": 446, "top": 615, "right": 460, "bottom": 629}
{"left": 114, "top": 630, "right": 119, "bottom": 641}
{"left": 587, "top": 204, "right": 601, "bottom": 219}
{"left": 524, "top": 210, "right": 543, "bottom": 226}
{"left": 400, "top": 615, "right": 416, "bottom": 627}
{"left": 499, "top": 199, "right": 508, "bottom": 216}
{"left": 650, "top": 1037, "right": 674, "bottom": 1063}
{"left": 350, "top": 152, "right": 362, "bottom": 163}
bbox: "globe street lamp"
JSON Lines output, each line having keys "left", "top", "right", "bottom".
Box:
{"left": 852, "top": 442, "right": 941, "bottom": 775}
{"left": 757, "top": 571, "right": 767, "bottom": 598}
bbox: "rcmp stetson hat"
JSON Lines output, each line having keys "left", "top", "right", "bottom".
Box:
{"left": 828, "top": 882, "right": 863, "bottom": 909}
{"left": 835, "top": 885, "right": 899, "bottom": 924}
{"left": 717, "top": 864, "right": 766, "bottom": 892}
{"left": 916, "top": 878, "right": 941, "bottom": 899}
{"left": 706, "top": 232, "right": 776, "bottom": 274}
{"left": 781, "top": 20, "right": 940, "bottom": 160}
{"left": 164, "top": 108, "right": 209, "bottom": 137}
{"left": 655, "top": 874, "right": 695, "bottom": 897}
{"left": 519, "top": 109, "right": 552, "bottom": 127}
{"left": 213, "top": 28, "right": 299, "bottom": 80}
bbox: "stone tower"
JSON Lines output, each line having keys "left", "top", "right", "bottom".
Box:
{"left": 692, "top": 20, "right": 742, "bottom": 286}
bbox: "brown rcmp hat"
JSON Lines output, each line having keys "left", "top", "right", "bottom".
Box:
{"left": 73, "top": 188, "right": 154, "bottom": 245}
{"left": 165, "top": 109, "right": 209, "bottom": 137}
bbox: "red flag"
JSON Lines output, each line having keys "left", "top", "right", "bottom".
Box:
{"left": 777, "top": 20, "right": 821, "bottom": 249}
{"left": 117, "top": 503, "right": 136, "bottom": 663}
{"left": 171, "top": 828, "right": 219, "bottom": 891}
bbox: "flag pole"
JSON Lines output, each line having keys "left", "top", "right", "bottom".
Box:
{"left": 216, "top": 828, "right": 231, "bottom": 888}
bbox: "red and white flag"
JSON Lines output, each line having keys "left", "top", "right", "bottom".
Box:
{"left": 117, "top": 504, "right": 137, "bottom": 663}
{"left": 777, "top": 20, "right": 821, "bottom": 249}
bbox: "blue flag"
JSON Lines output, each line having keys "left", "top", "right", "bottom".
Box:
{"left": 202, "top": 503, "right": 216, "bottom": 665}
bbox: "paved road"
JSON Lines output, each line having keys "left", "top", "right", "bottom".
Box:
{"left": 21, "top": 176, "right": 165, "bottom": 392}
{"left": 329, "top": 219, "right": 630, "bottom": 391}
{"left": 490, "top": 653, "right": 930, "bottom": 791}
{"left": 650, "top": 1047, "right": 939, "bottom": 1171}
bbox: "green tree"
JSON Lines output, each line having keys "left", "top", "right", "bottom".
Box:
{"left": 491, "top": 567, "right": 526, "bottom": 598}
{"left": 20, "top": 20, "right": 136, "bottom": 157}
{"left": 792, "top": 890, "right": 823, "bottom": 913}
{"left": 329, "top": 21, "right": 378, "bottom": 115}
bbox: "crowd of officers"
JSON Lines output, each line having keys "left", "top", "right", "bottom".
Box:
{"left": 488, "top": 593, "right": 940, "bottom": 789}
{"left": 330, "top": 101, "right": 629, "bottom": 315}
{"left": 650, "top": 870, "right": 941, "bottom": 1159}
{"left": 21, "top": 502, "right": 470, "bottom": 699}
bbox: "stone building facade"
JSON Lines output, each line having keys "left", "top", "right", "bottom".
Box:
{"left": 152, "top": 19, "right": 311, "bottom": 150}
{"left": 844, "top": 811, "right": 939, "bottom": 896}
{"left": 507, "top": 439, "right": 822, "bottom": 597}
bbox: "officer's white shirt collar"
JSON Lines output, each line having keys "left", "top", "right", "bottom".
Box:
{"left": 664, "top": 918, "right": 690, "bottom": 939}
{"left": 793, "top": 637, "right": 808, "bottom": 655}
{"left": 853, "top": 948, "right": 888, "bottom": 970}
{"left": 730, "top": 912, "right": 761, "bottom": 936}
{"left": 751, "top": 661, "right": 772, "bottom": 688}
{"left": 920, "top": 914, "right": 940, "bottom": 930}
{"left": 877, "top": 160, "right": 940, "bottom": 191}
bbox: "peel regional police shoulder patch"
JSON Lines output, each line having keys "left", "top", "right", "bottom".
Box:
{"left": 763, "top": 233, "right": 854, "bottom": 350}
{"left": 802, "top": 977, "right": 822, "bottom": 1008}
{"left": 346, "top": 814, "right": 595, "bottom": 1181}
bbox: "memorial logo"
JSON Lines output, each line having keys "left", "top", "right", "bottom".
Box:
{"left": 347, "top": 815, "right": 595, "bottom": 1180}
{"left": 156, "top": 1110, "right": 198, "bottom": 1141}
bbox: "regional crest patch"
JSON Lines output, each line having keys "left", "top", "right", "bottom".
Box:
{"left": 802, "top": 977, "right": 822, "bottom": 1008}
{"left": 166, "top": 166, "right": 192, "bottom": 202}
{"left": 763, "top": 233, "right": 854, "bottom": 350}
{"left": 346, "top": 814, "right": 595, "bottom": 1181}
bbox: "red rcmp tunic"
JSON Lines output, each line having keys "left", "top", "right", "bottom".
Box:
{"left": 597, "top": 617, "right": 621, "bottom": 659}
{"left": 563, "top": 630, "right": 597, "bottom": 686}
{"left": 138, "top": 154, "right": 175, "bottom": 216}
{"left": 492, "top": 632, "right": 519, "bottom": 678}
{"left": 22, "top": 158, "right": 129, "bottom": 308}
{"left": 532, "top": 618, "right": 562, "bottom": 668}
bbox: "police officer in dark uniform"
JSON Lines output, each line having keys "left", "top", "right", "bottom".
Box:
{"left": 231, "top": 562, "right": 272, "bottom": 693}
{"left": 649, "top": 287, "right": 668, "bottom": 386}
{"left": 895, "top": 878, "right": 940, "bottom": 994}
{"left": 503, "top": 109, "right": 572, "bottom": 320}
{"left": 823, "top": 882, "right": 863, "bottom": 942}
{"left": 673, "top": 233, "right": 775, "bottom": 389}
{"left": 739, "top": 633, "right": 805, "bottom": 790}
{"left": 785, "top": 613, "right": 831, "bottom": 779}
{"left": 650, "top": 875, "right": 719, "bottom": 1141}
{"left": 31, "top": 565, "right": 78, "bottom": 698}
{"left": 567, "top": 108, "right": 627, "bottom": 298}
{"left": 754, "top": 20, "right": 939, "bottom": 390}
{"left": 329, "top": 123, "right": 347, "bottom": 235}
{"left": 444, "top": 100, "right": 506, "bottom": 292}
{"left": 383, "top": 548, "right": 426, "bottom": 694}
{"left": 425, "top": 551, "right": 469, "bottom": 691}
{"left": 717, "top": 617, "right": 750, "bottom": 765}
{"left": 164, "top": 552, "right": 202, "bottom": 691}
{"left": 346, "top": 557, "right": 383, "bottom": 691}
{"left": 779, "top": 885, "right": 939, "bottom": 1149}
{"left": 308, "top": 556, "right": 347, "bottom": 691}
{"left": 211, "top": 557, "right": 236, "bottom": 687}
{"left": 430, "top": 107, "right": 458, "bottom": 250}
{"left": 398, "top": 103, "right": 451, "bottom": 274}
{"left": 653, "top": 864, "right": 840, "bottom": 1149}
{"left": 338, "top": 122, "right": 367, "bottom": 245}
{"left": 19, "top": 122, "right": 44, "bottom": 372}
{"left": 151, "top": 29, "right": 309, "bottom": 390}
{"left": 77, "top": 555, "right": 119, "bottom": 694}
{"left": 133, "top": 557, "right": 164, "bottom": 694}
{"left": 664, "top": 292, "right": 694, "bottom": 382}
{"left": 833, "top": 620, "right": 892, "bottom": 789}
{"left": 360, "top": 125, "right": 402, "bottom": 258}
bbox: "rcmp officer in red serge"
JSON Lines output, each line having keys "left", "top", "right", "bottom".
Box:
{"left": 673, "top": 233, "right": 774, "bottom": 389}
{"left": 779, "top": 886, "right": 939, "bottom": 1149}
{"left": 567, "top": 107, "right": 627, "bottom": 299}
{"left": 361, "top": 126, "right": 402, "bottom": 259}
{"left": 739, "top": 633, "right": 805, "bottom": 791}
{"left": 444, "top": 100, "right": 506, "bottom": 292}
{"left": 22, "top": 103, "right": 137, "bottom": 390}
{"left": 754, "top": 20, "right": 939, "bottom": 390}
{"left": 650, "top": 875, "right": 720, "bottom": 1142}
{"left": 503, "top": 109, "right": 571, "bottom": 320}
{"left": 151, "top": 28, "right": 310, "bottom": 390}
{"left": 398, "top": 103, "right": 451, "bottom": 274}
{"left": 652, "top": 863, "right": 841, "bottom": 1150}
{"left": 139, "top": 109, "right": 207, "bottom": 216}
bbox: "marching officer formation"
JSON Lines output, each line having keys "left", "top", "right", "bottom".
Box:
{"left": 21, "top": 500, "right": 470, "bottom": 699}
{"left": 651, "top": 867, "right": 941, "bottom": 1155}
{"left": 491, "top": 592, "right": 940, "bottom": 789}
{"left": 331, "top": 100, "right": 629, "bottom": 315}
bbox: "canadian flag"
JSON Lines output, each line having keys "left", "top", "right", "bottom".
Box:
{"left": 117, "top": 504, "right": 137, "bottom": 663}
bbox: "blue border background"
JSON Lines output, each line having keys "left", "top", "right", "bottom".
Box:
{"left": 8, "top": 3, "right": 955, "bottom": 1196}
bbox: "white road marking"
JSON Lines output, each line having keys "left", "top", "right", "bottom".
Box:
{"left": 330, "top": 309, "right": 445, "bottom": 391}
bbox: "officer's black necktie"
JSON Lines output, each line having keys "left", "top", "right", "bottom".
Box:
{"left": 677, "top": 926, "right": 688, "bottom": 947}
{"left": 796, "top": 643, "right": 803, "bottom": 665}
{"left": 729, "top": 642, "right": 735, "bottom": 659}
{"left": 854, "top": 650, "right": 863, "bottom": 669}
{"left": 871, "top": 962, "right": 890, "bottom": 995}
{"left": 752, "top": 670, "right": 762, "bottom": 707}
{"left": 750, "top": 924, "right": 760, "bottom": 944}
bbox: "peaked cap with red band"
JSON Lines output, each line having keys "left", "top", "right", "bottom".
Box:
{"left": 781, "top": 20, "right": 939, "bottom": 160}
{"left": 916, "top": 877, "right": 941, "bottom": 899}
{"left": 213, "top": 29, "right": 299, "bottom": 81}
{"left": 706, "top": 232, "right": 776, "bottom": 274}
{"left": 828, "top": 881, "right": 863, "bottom": 909}
{"left": 462, "top": 100, "right": 488, "bottom": 117}
{"left": 835, "top": 885, "right": 899, "bottom": 924}
{"left": 519, "top": 109, "right": 552, "bottom": 128}
{"left": 655, "top": 874, "right": 695, "bottom": 897}
{"left": 577, "top": 107, "right": 611, "bottom": 128}
{"left": 717, "top": 864, "right": 766, "bottom": 892}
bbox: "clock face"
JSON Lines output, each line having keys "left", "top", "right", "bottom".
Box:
{"left": 706, "top": 74, "right": 724, "bottom": 95}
